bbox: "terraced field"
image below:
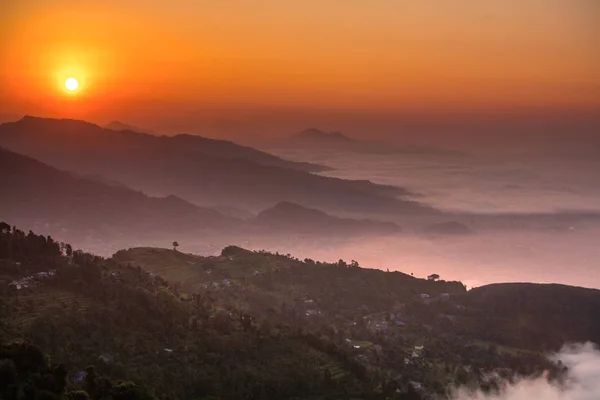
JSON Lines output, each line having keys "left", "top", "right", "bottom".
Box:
{"left": 321, "top": 361, "right": 348, "bottom": 381}
{"left": 3, "top": 286, "right": 92, "bottom": 327}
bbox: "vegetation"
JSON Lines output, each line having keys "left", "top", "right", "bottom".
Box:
{"left": 1, "top": 222, "right": 590, "bottom": 399}
{"left": 0, "top": 340, "right": 157, "bottom": 400}
{"left": 112, "top": 246, "right": 465, "bottom": 320}
{"left": 455, "top": 283, "right": 600, "bottom": 351}
{"left": 0, "top": 224, "right": 383, "bottom": 399}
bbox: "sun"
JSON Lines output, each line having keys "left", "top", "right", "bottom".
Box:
{"left": 65, "top": 77, "right": 79, "bottom": 92}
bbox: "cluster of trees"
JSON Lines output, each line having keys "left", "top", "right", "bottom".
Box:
{"left": 0, "top": 223, "right": 65, "bottom": 268}
{"left": 454, "top": 283, "right": 600, "bottom": 351}
{"left": 0, "top": 222, "right": 383, "bottom": 399}
{"left": 0, "top": 340, "right": 156, "bottom": 400}
{"left": 217, "top": 246, "right": 465, "bottom": 318}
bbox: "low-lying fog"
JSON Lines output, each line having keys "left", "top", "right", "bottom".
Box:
{"left": 55, "top": 148, "right": 600, "bottom": 290}
{"left": 271, "top": 149, "right": 600, "bottom": 214}
{"left": 242, "top": 149, "right": 600, "bottom": 289}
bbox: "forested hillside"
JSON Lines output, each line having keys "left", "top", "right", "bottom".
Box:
{"left": 112, "top": 246, "right": 463, "bottom": 320}
{"left": 455, "top": 283, "right": 600, "bottom": 350}
{"left": 0, "top": 223, "right": 390, "bottom": 399}
{"left": 2, "top": 222, "right": 592, "bottom": 399}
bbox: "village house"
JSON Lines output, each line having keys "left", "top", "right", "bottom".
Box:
{"left": 9, "top": 269, "right": 57, "bottom": 291}
{"left": 420, "top": 293, "right": 432, "bottom": 305}
{"left": 36, "top": 270, "right": 56, "bottom": 278}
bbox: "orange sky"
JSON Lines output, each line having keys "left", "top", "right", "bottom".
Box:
{"left": 1, "top": 0, "right": 599, "bottom": 128}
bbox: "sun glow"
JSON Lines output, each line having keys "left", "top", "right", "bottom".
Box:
{"left": 65, "top": 77, "right": 79, "bottom": 92}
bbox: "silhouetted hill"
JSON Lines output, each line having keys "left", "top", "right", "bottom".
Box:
{"left": 291, "top": 128, "right": 354, "bottom": 145}
{"left": 167, "top": 132, "right": 331, "bottom": 172}
{"left": 285, "top": 127, "right": 466, "bottom": 156}
{"left": 0, "top": 117, "right": 432, "bottom": 215}
{"left": 255, "top": 201, "right": 402, "bottom": 235}
{"left": 0, "top": 146, "right": 242, "bottom": 242}
{"left": 457, "top": 283, "right": 600, "bottom": 350}
{"left": 5, "top": 116, "right": 327, "bottom": 173}
{"left": 112, "top": 246, "right": 466, "bottom": 321}
{"left": 104, "top": 120, "right": 157, "bottom": 135}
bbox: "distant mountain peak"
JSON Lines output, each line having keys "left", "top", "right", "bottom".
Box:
{"left": 293, "top": 128, "right": 353, "bottom": 142}
{"left": 19, "top": 115, "right": 96, "bottom": 126}
{"left": 104, "top": 120, "right": 154, "bottom": 134}
{"left": 256, "top": 201, "right": 402, "bottom": 234}
{"left": 14, "top": 115, "right": 102, "bottom": 132}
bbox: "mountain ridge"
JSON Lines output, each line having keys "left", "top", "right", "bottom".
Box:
{"left": 0, "top": 146, "right": 243, "bottom": 243}
{"left": 0, "top": 116, "right": 431, "bottom": 216}
{"left": 284, "top": 126, "right": 467, "bottom": 156}
{"left": 7, "top": 116, "right": 329, "bottom": 173}
{"left": 255, "top": 201, "right": 402, "bottom": 235}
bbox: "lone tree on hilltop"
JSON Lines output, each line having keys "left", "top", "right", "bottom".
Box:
{"left": 427, "top": 273, "right": 440, "bottom": 281}
{"left": 172, "top": 241, "right": 179, "bottom": 251}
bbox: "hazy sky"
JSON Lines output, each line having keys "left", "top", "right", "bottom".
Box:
{"left": 1, "top": 0, "right": 599, "bottom": 134}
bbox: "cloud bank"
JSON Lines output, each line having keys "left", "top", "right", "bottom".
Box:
{"left": 451, "top": 342, "right": 600, "bottom": 400}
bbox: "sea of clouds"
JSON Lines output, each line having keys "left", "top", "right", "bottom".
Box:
{"left": 273, "top": 149, "right": 600, "bottom": 214}
{"left": 450, "top": 342, "right": 600, "bottom": 400}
